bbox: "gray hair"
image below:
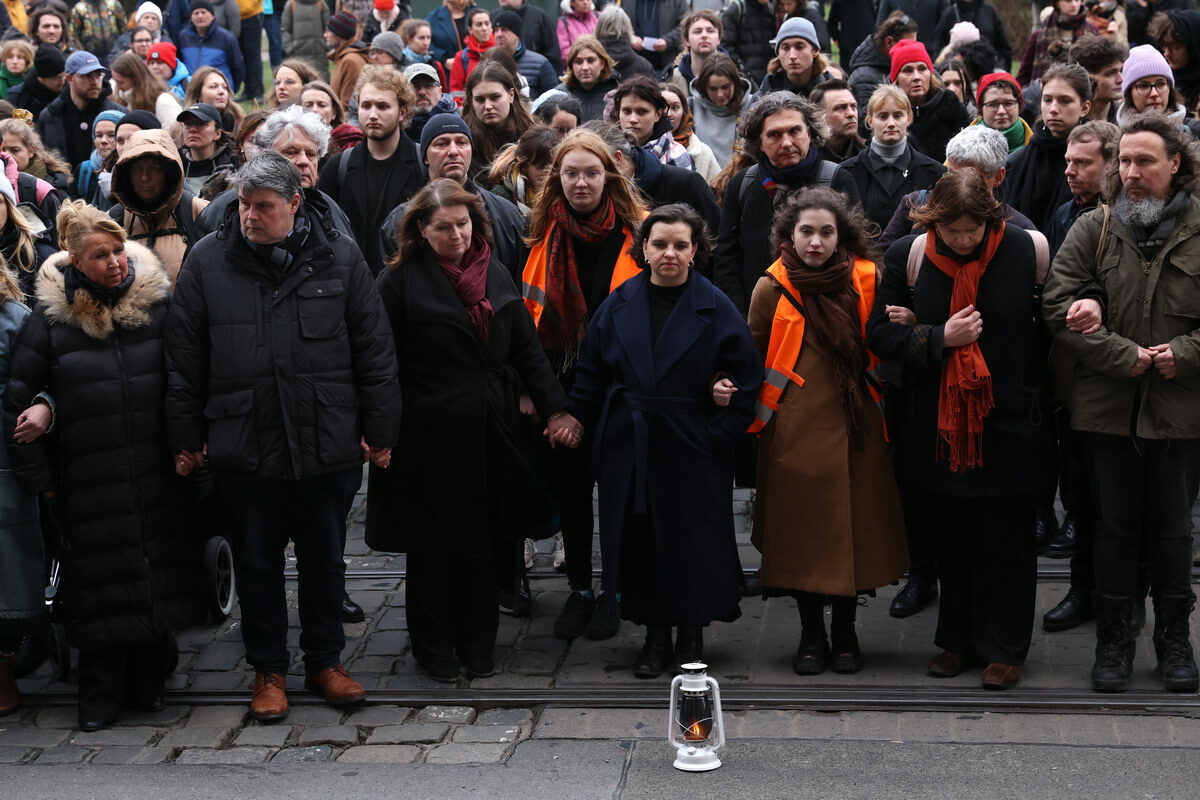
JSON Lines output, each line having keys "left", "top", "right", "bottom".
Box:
{"left": 737, "top": 91, "right": 828, "bottom": 162}
{"left": 944, "top": 125, "right": 1008, "bottom": 176}
{"left": 252, "top": 104, "right": 331, "bottom": 159}
{"left": 232, "top": 151, "right": 303, "bottom": 201}
{"left": 582, "top": 120, "right": 634, "bottom": 159}
{"left": 595, "top": 5, "right": 634, "bottom": 41}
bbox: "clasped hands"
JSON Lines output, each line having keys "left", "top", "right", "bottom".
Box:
{"left": 1129, "top": 343, "right": 1177, "bottom": 380}
{"left": 544, "top": 411, "right": 584, "bottom": 449}
{"left": 174, "top": 438, "right": 394, "bottom": 476}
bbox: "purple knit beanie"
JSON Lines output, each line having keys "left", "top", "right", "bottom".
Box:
{"left": 1123, "top": 44, "right": 1174, "bottom": 91}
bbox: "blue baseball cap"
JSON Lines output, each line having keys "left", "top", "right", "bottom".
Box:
{"left": 65, "top": 51, "right": 105, "bottom": 75}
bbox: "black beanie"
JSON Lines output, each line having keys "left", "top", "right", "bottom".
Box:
{"left": 419, "top": 113, "right": 473, "bottom": 162}
{"left": 34, "top": 44, "right": 66, "bottom": 78}
{"left": 118, "top": 109, "right": 163, "bottom": 130}
{"left": 190, "top": 0, "right": 216, "bottom": 15}
{"left": 493, "top": 9, "right": 523, "bottom": 38}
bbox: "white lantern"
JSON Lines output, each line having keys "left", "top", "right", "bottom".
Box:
{"left": 667, "top": 662, "right": 725, "bottom": 772}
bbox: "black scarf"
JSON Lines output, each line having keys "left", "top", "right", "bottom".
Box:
{"left": 251, "top": 212, "right": 310, "bottom": 279}
{"left": 1004, "top": 122, "right": 1072, "bottom": 231}
{"left": 757, "top": 146, "right": 822, "bottom": 200}
{"left": 65, "top": 262, "right": 136, "bottom": 307}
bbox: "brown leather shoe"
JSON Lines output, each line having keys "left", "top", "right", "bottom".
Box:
{"left": 927, "top": 650, "right": 973, "bottom": 678}
{"left": 0, "top": 657, "right": 20, "bottom": 717}
{"left": 251, "top": 672, "right": 288, "bottom": 721}
{"left": 981, "top": 662, "right": 1023, "bottom": 690}
{"left": 304, "top": 664, "right": 366, "bottom": 705}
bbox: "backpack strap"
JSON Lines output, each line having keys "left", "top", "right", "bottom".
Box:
{"left": 733, "top": 162, "right": 760, "bottom": 208}
{"left": 906, "top": 233, "right": 926, "bottom": 288}
{"left": 177, "top": 187, "right": 198, "bottom": 243}
{"left": 1028, "top": 228, "right": 1050, "bottom": 285}
{"left": 1093, "top": 203, "right": 1111, "bottom": 267}
{"left": 337, "top": 147, "right": 352, "bottom": 189}
{"left": 815, "top": 160, "right": 837, "bottom": 187}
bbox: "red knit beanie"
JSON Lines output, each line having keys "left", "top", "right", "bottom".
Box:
{"left": 975, "top": 71, "right": 1023, "bottom": 111}
{"left": 889, "top": 40, "right": 932, "bottom": 83}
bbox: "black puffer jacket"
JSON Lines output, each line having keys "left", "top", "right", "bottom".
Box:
{"left": 721, "top": 0, "right": 779, "bottom": 84}
{"left": 35, "top": 85, "right": 126, "bottom": 173}
{"left": 908, "top": 88, "right": 971, "bottom": 163}
{"left": 598, "top": 35, "right": 655, "bottom": 81}
{"left": 847, "top": 37, "right": 890, "bottom": 127}
{"left": 3, "top": 243, "right": 207, "bottom": 651}
{"left": 165, "top": 203, "right": 402, "bottom": 480}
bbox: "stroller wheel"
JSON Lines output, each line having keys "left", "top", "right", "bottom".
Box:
{"left": 49, "top": 623, "right": 71, "bottom": 682}
{"left": 204, "top": 536, "right": 236, "bottom": 620}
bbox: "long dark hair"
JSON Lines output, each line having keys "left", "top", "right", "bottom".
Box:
{"left": 390, "top": 178, "right": 494, "bottom": 266}
{"left": 463, "top": 62, "right": 535, "bottom": 174}
{"left": 771, "top": 187, "right": 879, "bottom": 262}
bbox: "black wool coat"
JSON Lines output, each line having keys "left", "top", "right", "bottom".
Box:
{"left": 907, "top": 88, "right": 971, "bottom": 164}
{"left": 637, "top": 163, "right": 722, "bottom": 257}
{"left": 365, "top": 248, "right": 568, "bottom": 556}
{"left": 1002, "top": 124, "right": 1072, "bottom": 234}
{"left": 841, "top": 143, "right": 947, "bottom": 233}
{"left": 165, "top": 204, "right": 402, "bottom": 481}
{"left": 3, "top": 244, "right": 207, "bottom": 651}
{"left": 865, "top": 226, "right": 1055, "bottom": 498}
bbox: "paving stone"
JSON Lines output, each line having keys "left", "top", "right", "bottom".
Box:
{"left": 271, "top": 745, "right": 333, "bottom": 762}
{"left": 346, "top": 706, "right": 411, "bottom": 726}
{"left": 34, "top": 707, "right": 80, "bottom": 729}
{"left": 281, "top": 706, "right": 345, "bottom": 726}
{"left": 192, "top": 642, "right": 245, "bottom": 671}
{"left": 424, "top": 743, "right": 512, "bottom": 764}
{"left": 233, "top": 725, "right": 292, "bottom": 747}
{"left": 337, "top": 745, "right": 422, "bottom": 763}
{"left": 533, "top": 708, "right": 662, "bottom": 740}
{"left": 476, "top": 708, "right": 533, "bottom": 726}
{"left": 367, "top": 723, "right": 449, "bottom": 745}
{"left": 186, "top": 706, "right": 248, "bottom": 728}
{"left": 376, "top": 608, "right": 407, "bottom": 630}
{"left": 157, "top": 726, "right": 235, "bottom": 749}
{"left": 0, "top": 746, "right": 31, "bottom": 764}
{"left": 115, "top": 705, "right": 191, "bottom": 727}
{"left": 363, "top": 631, "right": 409, "bottom": 656}
{"left": 347, "top": 656, "right": 396, "bottom": 674}
{"left": 189, "top": 672, "right": 249, "bottom": 691}
{"left": 417, "top": 705, "right": 476, "bottom": 724}
{"left": 452, "top": 725, "right": 523, "bottom": 744}
{"left": 174, "top": 747, "right": 273, "bottom": 764}
{"left": 69, "top": 727, "right": 162, "bottom": 747}
{"left": 0, "top": 726, "right": 71, "bottom": 748}
{"left": 88, "top": 747, "right": 173, "bottom": 765}
{"left": 31, "top": 746, "right": 90, "bottom": 764}
{"left": 297, "top": 725, "right": 359, "bottom": 746}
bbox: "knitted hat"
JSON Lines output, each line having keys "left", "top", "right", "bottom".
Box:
{"left": 370, "top": 31, "right": 406, "bottom": 64}
{"left": 419, "top": 113, "right": 472, "bottom": 162}
{"left": 326, "top": 11, "right": 358, "bottom": 41}
{"left": 975, "top": 71, "right": 1022, "bottom": 111}
{"left": 1123, "top": 44, "right": 1174, "bottom": 93}
{"left": 148, "top": 42, "right": 178, "bottom": 70}
{"left": 118, "top": 109, "right": 163, "bottom": 130}
{"left": 948, "top": 21, "right": 980, "bottom": 49}
{"left": 493, "top": 9, "right": 523, "bottom": 38}
{"left": 331, "top": 123, "right": 364, "bottom": 151}
{"left": 190, "top": 0, "right": 215, "bottom": 15}
{"left": 889, "top": 39, "right": 933, "bottom": 83}
{"left": 0, "top": 174, "right": 15, "bottom": 207}
{"left": 94, "top": 108, "right": 126, "bottom": 129}
{"left": 373, "top": 0, "right": 394, "bottom": 9}
{"left": 770, "top": 17, "right": 819, "bottom": 52}
{"left": 136, "top": 1, "right": 164, "bottom": 26}
{"left": 33, "top": 44, "right": 66, "bottom": 78}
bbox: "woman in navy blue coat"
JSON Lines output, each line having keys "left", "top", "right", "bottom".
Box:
{"left": 570, "top": 203, "right": 763, "bottom": 679}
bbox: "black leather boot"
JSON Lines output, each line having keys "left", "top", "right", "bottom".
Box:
{"left": 1042, "top": 514, "right": 1077, "bottom": 559}
{"left": 829, "top": 596, "right": 862, "bottom": 674}
{"left": 793, "top": 593, "right": 829, "bottom": 675}
{"left": 1042, "top": 587, "right": 1094, "bottom": 632}
{"left": 1152, "top": 594, "right": 1199, "bottom": 692}
{"left": 1092, "top": 593, "right": 1135, "bottom": 692}
{"left": 889, "top": 577, "right": 937, "bottom": 618}
{"left": 632, "top": 625, "right": 673, "bottom": 679}
{"left": 673, "top": 625, "right": 704, "bottom": 669}
{"left": 1034, "top": 506, "right": 1060, "bottom": 555}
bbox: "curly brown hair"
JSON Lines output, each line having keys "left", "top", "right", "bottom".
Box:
{"left": 770, "top": 187, "right": 879, "bottom": 262}
{"left": 389, "top": 178, "right": 494, "bottom": 267}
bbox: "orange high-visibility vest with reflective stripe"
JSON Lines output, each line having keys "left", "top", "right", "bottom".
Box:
{"left": 521, "top": 221, "right": 641, "bottom": 326}
{"left": 748, "top": 256, "right": 880, "bottom": 434}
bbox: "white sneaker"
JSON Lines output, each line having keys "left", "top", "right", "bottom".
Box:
{"left": 523, "top": 538, "right": 535, "bottom": 570}
{"left": 552, "top": 532, "right": 566, "bottom": 572}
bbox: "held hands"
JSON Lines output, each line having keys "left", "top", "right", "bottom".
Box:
{"left": 1151, "top": 343, "right": 1177, "bottom": 380}
{"left": 1066, "top": 299, "right": 1103, "bottom": 334}
{"left": 11, "top": 402, "right": 51, "bottom": 443}
{"left": 885, "top": 305, "right": 915, "bottom": 325}
{"left": 942, "top": 305, "right": 982, "bottom": 348}
{"left": 361, "top": 438, "right": 393, "bottom": 469}
{"left": 1128, "top": 346, "right": 1155, "bottom": 378}
{"left": 175, "top": 446, "right": 206, "bottom": 476}
{"left": 545, "top": 412, "right": 584, "bottom": 449}
{"left": 712, "top": 378, "right": 737, "bottom": 407}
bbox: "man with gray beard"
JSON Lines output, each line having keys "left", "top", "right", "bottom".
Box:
{"left": 403, "top": 63, "right": 456, "bottom": 145}
{"left": 1043, "top": 113, "right": 1200, "bottom": 695}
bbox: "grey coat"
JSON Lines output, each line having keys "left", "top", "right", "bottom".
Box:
{"left": 282, "top": 0, "right": 330, "bottom": 81}
{"left": 689, "top": 76, "right": 753, "bottom": 167}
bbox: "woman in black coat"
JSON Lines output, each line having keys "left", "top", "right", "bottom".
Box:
{"left": 365, "top": 179, "right": 581, "bottom": 684}
{"left": 3, "top": 201, "right": 207, "bottom": 731}
{"left": 865, "top": 170, "right": 1053, "bottom": 691}
{"left": 570, "top": 204, "right": 762, "bottom": 678}
{"left": 890, "top": 41, "right": 971, "bottom": 163}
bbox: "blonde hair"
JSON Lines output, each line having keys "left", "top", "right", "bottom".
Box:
{"left": 866, "top": 84, "right": 912, "bottom": 119}
{"left": 561, "top": 36, "right": 614, "bottom": 86}
{"left": 353, "top": 64, "right": 416, "bottom": 113}
{"left": 0, "top": 260, "right": 21, "bottom": 303}
{"left": 1, "top": 40, "right": 35, "bottom": 70}
{"left": 0, "top": 192, "right": 39, "bottom": 279}
{"left": 0, "top": 118, "right": 71, "bottom": 180}
{"left": 56, "top": 199, "right": 127, "bottom": 259}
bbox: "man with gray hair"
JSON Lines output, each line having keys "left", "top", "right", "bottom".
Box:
{"left": 877, "top": 124, "right": 1036, "bottom": 252}
{"left": 193, "top": 104, "right": 353, "bottom": 240}
{"left": 1043, "top": 113, "right": 1200, "bottom": 694}
{"left": 165, "top": 151, "right": 402, "bottom": 721}
{"left": 712, "top": 91, "right": 859, "bottom": 314}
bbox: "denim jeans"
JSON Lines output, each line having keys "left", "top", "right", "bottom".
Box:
{"left": 263, "top": 11, "right": 284, "bottom": 68}
{"left": 238, "top": 13, "right": 264, "bottom": 97}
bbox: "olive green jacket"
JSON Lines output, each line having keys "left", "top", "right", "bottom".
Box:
{"left": 1043, "top": 198, "right": 1200, "bottom": 439}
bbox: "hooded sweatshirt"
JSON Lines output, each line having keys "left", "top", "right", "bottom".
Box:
{"left": 110, "top": 129, "right": 210, "bottom": 286}
{"left": 689, "top": 75, "right": 754, "bottom": 167}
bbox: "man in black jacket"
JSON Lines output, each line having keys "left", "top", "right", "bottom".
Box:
{"left": 318, "top": 65, "right": 425, "bottom": 273}
{"left": 7, "top": 45, "right": 67, "bottom": 121}
{"left": 35, "top": 51, "right": 126, "bottom": 173}
{"left": 377, "top": 113, "right": 526, "bottom": 279}
{"left": 491, "top": 0, "right": 560, "bottom": 71}
{"left": 166, "top": 152, "right": 402, "bottom": 722}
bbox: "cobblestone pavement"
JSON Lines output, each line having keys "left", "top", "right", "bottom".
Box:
{"left": 6, "top": 482, "right": 1199, "bottom": 767}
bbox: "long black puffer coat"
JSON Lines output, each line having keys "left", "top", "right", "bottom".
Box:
{"left": 3, "top": 242, "right": 207, "bottom": 652}
{"left": 722, "top": 0, "right": 782, "bottom": 84}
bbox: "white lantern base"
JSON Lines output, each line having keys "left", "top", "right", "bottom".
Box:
{"left": 672, "top": 745, "right": 722, "bottom": 772}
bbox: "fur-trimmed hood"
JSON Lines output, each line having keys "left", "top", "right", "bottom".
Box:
{"left": 35, "top": 240, "right": 169, "bottom": 340}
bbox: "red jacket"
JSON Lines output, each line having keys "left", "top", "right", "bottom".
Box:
{"left": 448, "top": 35, "right": 494, "bottom": 105}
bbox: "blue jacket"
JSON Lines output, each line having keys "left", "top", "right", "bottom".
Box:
{"left": 168, "top": 60, "right": 191, "bottom": 100}
{"left": 426, "top": 4, "right": 477, "bottom": 65}
{"left": 166, "top": 0, "right": 191, "bottom": 42}
{"left": 178, "top": 23, "right": 245, "bottom": 93}
{"left": 514, "top": 43, "right": 558, "bottom": 99}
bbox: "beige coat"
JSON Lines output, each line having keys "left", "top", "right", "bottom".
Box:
{"left": 748, "top": 275, "right": 908, "bottom": 597}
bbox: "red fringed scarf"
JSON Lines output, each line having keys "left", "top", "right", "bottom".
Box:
{"left": 537, "top": 195, "right": 617, "bottom": 357}
{"left": 436, "top": 234, "right": 493, "bottom": 344}
{"left": 924, "top": 222, "right": 1005, "bottom": 472}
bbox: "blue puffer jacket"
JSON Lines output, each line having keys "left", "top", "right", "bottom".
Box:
{"left": 178, "top": 23, "right": 245, "bottom": 93}
{"left": 167, "top": 60, "right": 191, "bottom": 100}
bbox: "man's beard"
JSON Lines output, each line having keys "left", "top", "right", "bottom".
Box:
{"left": 1114, "top": 189, "right": 1167, "bottom": 229}
{"left": 415, "top": 100, "right": 434, "bottom": 113}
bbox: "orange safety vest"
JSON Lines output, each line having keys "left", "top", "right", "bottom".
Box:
{"left": 521, "top": 221, "right": 641, "bottom": 326}
{"left": 748, "top": 256, "right": 881, "bottom": 434}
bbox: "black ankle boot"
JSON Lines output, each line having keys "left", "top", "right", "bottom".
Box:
{"left": 793, "top": 593, "right": 829, "bottom": 675}
{"left": 633, "top": 625, "right": 672, "bottom": 679}
{"left": 1092, "top": 593, "right": 1135, "bottom": 692}
{"left": 829, "top": 596, "right": 862, "bottom": 674}
{"left": 1043, "top": 587, "right": 1094, "bottom": 632}
{"left": 673, "top": 625, "right": 704, "bottom": 669}
{"left": 1152, "top": 594, "right": 1199, "bottom": 693}
{"left": 1043, "top": 514, "right": 1077, "bottom": 559}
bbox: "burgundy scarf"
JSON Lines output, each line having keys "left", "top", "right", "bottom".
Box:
{"left": 436, "top": 234, "right": 493, "bottom": 344}
{"left": 537, "top": 195, "right": 618, "bottom": 357}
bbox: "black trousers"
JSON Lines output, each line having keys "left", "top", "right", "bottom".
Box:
{"left": 406, "top": 552, "right": 497, "bottom": 666}
{"left": 217, "top": 468, "right": 360, "bottom": 675}
{"left": 915, "top": 488, "right": 1037, "bottom": 665}
{"left": 546, "top": 438, "right": 599, "bottom": 593}
{"left": 1083, "top": 433, "right": 1200, "bottom": 601}
{"left": 77, "top": 638, "right": 172, "bottom": 720}
{"left": 238, "top": 13, "right": 264, "bottom": 97}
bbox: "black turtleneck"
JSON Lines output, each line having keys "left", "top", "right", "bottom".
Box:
{"left": 648, "top": 277, "right": 687, "bottom": 346}
{"left": 567, "top": 203, "right": 626, "bottom": 315}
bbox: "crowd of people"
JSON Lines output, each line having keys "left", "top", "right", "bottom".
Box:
{"left": 0, "top": 0, "right": 1198, "bottom": 731}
